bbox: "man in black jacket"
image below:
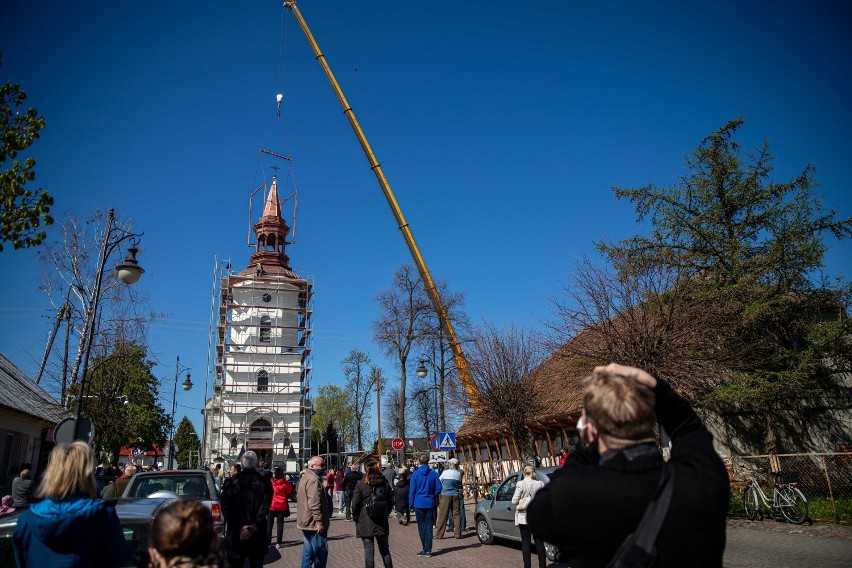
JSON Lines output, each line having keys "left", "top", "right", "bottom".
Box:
{"left": 527, "top": 364, "right": 729, "bottom": 568}
{"left": 221, "top": 451, "right": 274, "bottom": 568}
{"left": 343, "top": 464, "right": 363, "bottom": 521}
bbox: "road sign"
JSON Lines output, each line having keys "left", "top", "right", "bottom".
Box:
{"left": 429, "top": 451, "right": 447, "bottom": 464}
{"left": 54, "top": 417, "right": 95, "bottom": 445}
{"left": 438, "top": 432, "right": 456, "bottom": 450}
{"left": 430, "top": 434, "right": 440, "bottom": 451}
{"left": 392, "top": 437, "right": 404, "bottom": 451}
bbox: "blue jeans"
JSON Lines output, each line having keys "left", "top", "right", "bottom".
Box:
{"left": 301, "top": 530, "right": 328, "bottom": 568}
{"left": 414, "top": 508, "right": 434, "bottom": 554}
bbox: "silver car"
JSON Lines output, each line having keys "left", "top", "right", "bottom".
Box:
{"left": 474, "top": 466, "right": 561, "bottom": 562}
{"left": 121, "top": 469, "right": 224, "bottom": 537}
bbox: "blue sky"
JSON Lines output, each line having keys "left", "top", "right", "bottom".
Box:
{"left": 2, "top": 1, "right": 850, "bottom": 438}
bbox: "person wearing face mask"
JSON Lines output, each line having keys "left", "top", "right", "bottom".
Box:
{"left": 297, "top": 455, "right": 331, "bottom": 568}
{"left": 526, "top": 364, "right": 729, "bottom": 568}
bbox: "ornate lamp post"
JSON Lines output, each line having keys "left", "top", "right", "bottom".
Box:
{"left": 168, "top": 356, "right": 193, "bottom": 470}
{"left": 416, "top": 358, "right": 440, "bottom": 434}
{"left": 74, "top": 208, "right": 144, "bottom": 442}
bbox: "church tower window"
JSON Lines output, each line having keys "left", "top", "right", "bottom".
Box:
{"left": 257, "top": 369, "right": 269, "bottom": 391}
{"left": 259, "top": 315, "right": 272, "bottom": 342}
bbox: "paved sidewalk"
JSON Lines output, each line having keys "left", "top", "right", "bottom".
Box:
{"left": 724, "top": 519, "right": 852, "bottom": 568}
{"left": 262, "top": 504, "right": 535, "bottom": 568}
{"left": 259, "top": 506, "right": 852, "bottom": 567}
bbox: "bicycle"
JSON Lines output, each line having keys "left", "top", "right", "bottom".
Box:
{"left": 743, "top": 469, "right": 808, "bottom": 524}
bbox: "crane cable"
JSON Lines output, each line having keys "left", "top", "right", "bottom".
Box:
{"left": 255, "top": 4, "right": 293, "bottom": 210}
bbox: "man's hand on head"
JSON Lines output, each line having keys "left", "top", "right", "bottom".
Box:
{"left": 594, "top": 363, "right": 658, "bottom": 389}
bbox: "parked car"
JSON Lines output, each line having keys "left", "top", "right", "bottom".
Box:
{"left": 121, "top": 469, "right": 224, "bottom": 537}
{"left": 0, "top": 496, "right": 176, "bottom": 568}
{"left": 284, "top": 471, "right": 299, "bottom": 502}
{"left": 474, "top": 466, "right": 560, "bottom": 562}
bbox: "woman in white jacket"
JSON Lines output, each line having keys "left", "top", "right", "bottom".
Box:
{"left": 512, "top": 466, "right": 546, "bottom": 568}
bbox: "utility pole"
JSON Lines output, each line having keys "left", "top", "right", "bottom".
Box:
{"left": 376, "top": 369, "right": 382, "bottom": 458}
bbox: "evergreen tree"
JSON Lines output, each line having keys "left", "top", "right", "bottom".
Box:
{"left": 581, "top": 118, "right": 852, "bottom": 451}
{"left": 173, "top": 417, "right": 200, "bottom": 469}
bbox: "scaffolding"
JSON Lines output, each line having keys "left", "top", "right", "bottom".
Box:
{"left": 204, "top": 266, "right": 314, "bottom": 470}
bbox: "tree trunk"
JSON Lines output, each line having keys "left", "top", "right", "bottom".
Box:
{"left": 398, "top": 363, "right": 407, "bottom": 440}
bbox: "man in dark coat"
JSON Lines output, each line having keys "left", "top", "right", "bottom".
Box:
{"left": 343, "top": 464, "right": 363, "bottom": 521}
{"left": 393, "top": 468, "right": 410, "bottom": 525}
{"left": 527, "top": 364, "right": 729, "bottom": 568}
{"left": 221, "top": 451, "right": 273, "bottom": 568}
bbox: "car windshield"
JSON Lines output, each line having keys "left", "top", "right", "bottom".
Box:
{"left": 127, "top": 475, "right": 210, "bottom": 499}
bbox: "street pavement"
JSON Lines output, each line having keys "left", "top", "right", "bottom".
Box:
{"left": 258, "top": 504, "right": 852, "bottom": 567}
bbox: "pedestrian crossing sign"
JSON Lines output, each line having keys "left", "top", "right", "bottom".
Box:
{"left": 438, "top": 432, "right": 456, "bottom": 450}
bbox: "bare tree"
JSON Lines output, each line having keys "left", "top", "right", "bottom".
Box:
{"left": 36, "top": 210, "right": 152, "bottom": 405}
{"left": 409, "top": 382, "right": 437, "bottom": 438}
{"left": 417, "top": 282, "right": 470, "bottom": 432}
{"left": 342, "top": 349, "right": 380, "bottom": 450}
{"left": 549, "top": 255, "right": 744, "bottom": 398}
{"left": 467, "top": 321, "right": 546, "bottom": 461}
{"left": 372, "top": 264, "right": 431, "bottom": 440}
{"left": 382, "top": 386, "right": 402, "bottom": 437}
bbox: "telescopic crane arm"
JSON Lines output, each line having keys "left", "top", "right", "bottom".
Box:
{"left": 283, "top": 1, "right": 479, "bottom": 411}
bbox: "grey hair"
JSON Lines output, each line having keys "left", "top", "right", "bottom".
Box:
{"left": 241, "top": 451, "right": 259, "bottom": 470}
{"left": 125, "top": 464, "right": 137, "bottom": 476}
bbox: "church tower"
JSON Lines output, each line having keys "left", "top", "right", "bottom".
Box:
{"left": 204, "top": 177, "right": 313, "bottom": 470}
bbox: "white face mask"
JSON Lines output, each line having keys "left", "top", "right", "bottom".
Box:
{"left": 576, "top": 412, "right": 596, "bottom": 450}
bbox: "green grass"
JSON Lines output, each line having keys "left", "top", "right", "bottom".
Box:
{"left": 807, "top": 497, "right": 852, "bottom": 524}
{"left": 728, "top": 488, "right": 852, "bottom": 524}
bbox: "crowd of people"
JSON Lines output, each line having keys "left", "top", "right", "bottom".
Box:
{"left": 3, "top": 363, "right": 729, "bottom": 567}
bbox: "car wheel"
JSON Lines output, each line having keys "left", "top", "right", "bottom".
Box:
{"left": 544, "top": 542, "right": 560, "bottom": 562}
{"left": 476, "top": 515, "right": 494, "bottom": 545}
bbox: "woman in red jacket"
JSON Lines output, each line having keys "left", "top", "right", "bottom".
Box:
{"left": 268, "top": 467, "right": 293, "bottom": 548}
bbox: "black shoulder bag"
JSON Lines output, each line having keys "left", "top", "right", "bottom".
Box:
{"left": 606, "top": 464, "right": 674, "bottom": 568}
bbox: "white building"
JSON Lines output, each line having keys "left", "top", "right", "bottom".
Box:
{"left": 203, "top": 178, "right": 313, "bottom": 471}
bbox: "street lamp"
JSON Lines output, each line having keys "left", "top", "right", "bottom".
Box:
{"left": 168, "top": 355, "right": 193, "bottom": 470}
{"left": 74, "top": 208, "right": 144, "bottom": 442}
{"left": 416, "top": 358, "right": 441, "bottom": 434}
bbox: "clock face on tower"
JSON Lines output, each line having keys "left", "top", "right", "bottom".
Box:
{"left": 262, "top": 293, "right": 272, "bottom": 303}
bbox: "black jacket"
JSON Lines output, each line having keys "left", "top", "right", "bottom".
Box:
{"left": 527, "top": 380, "right": 729, "bottom": 568}
{"left": 393, "top": 472, "right": 410, "bottom": 511}
{"left": 343, "top": 470, "right": 363, "bottom": 492}
{"left": 351, "top": 476, "right": 392, "bottom": 537}
{"left": 221, "top": 468, "right": 274, "bottom": 552}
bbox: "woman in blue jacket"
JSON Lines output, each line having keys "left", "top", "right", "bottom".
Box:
{"left": 13, "top": 441, "right": 127, "bottom": 567}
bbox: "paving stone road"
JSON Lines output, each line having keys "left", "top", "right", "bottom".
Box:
{"left": 257, "top": 505, "right": 852, "bottom": 567}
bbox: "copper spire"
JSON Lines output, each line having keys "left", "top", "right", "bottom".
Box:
{"left": 241, "top": 176, "right": 297, "bottom": 277}
{"left": 262, "top": 177, "right": 282, "bottom": 219}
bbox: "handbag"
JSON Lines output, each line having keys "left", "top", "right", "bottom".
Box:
{"left": 516, "top": 483, "right": 532, "bottom": 512}
{"left": 605, "top": 464, "right": 674, "bottom": 568}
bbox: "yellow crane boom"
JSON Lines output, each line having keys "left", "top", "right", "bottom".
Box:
{"left": 283, "top": 1, "right": 479, "bottom": 411}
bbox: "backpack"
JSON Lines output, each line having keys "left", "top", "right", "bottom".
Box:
{"left": 365, "top": 480, "right": 389, "bottom": 518}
